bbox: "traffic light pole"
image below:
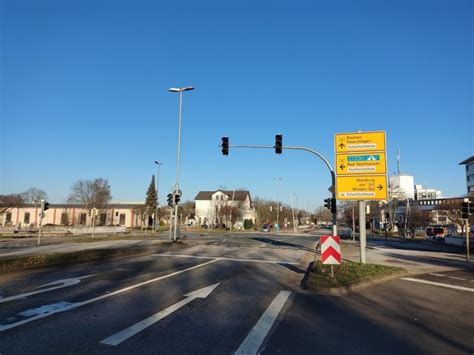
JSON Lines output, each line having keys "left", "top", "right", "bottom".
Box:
{"left": 227, "top": 144, "right": 337, "bottom": 237}
{"left": 38, "top": 199, "right": 45, "bottom": 245}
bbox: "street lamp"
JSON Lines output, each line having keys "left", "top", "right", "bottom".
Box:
{"left": 274, "top": 177, "right": 282, "bottom": 231}
{"left": 154, "top": 161, "right": 163, "bottom": 233}
{"left": 168, "top": 86, "right": 194, "bottom": 241}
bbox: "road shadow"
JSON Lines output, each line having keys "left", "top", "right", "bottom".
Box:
{"left": 251, "top": 237, "right": 316, "bottom": 253}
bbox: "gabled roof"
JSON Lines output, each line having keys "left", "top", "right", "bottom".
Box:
{"left": 194, "top": 190, "right": 250, "bottom": 202}
{"left": 460, "top": 156, "right": 474, "bottom": 165}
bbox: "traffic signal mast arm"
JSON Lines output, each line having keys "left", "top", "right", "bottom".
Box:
{"left": 221, "top": 141, "right": 337, "bottom": 236}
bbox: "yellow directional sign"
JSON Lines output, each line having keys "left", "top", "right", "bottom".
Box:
{"left": 336, "top": 175, "right": 388, "bottom": 200}
{"left": 336, "top": 152, "right": 387, "bottom": 175}
{"left": 335, "top": 131, "right": 386, "bottom": 153}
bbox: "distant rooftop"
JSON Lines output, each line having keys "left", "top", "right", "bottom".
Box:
{"left": 460, "top": 156, "right": 474, "bottom": 165}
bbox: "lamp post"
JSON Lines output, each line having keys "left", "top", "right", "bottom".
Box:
{"left": 154, "top": 161, "right": 162, "bottom": 233}
{"left": 169, "top": 86, "right": 194, "bottom": 241}
{"left": 274, "top": 177, "right": 282, "bottom": 231}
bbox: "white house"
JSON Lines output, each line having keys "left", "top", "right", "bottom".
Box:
{"left": 194, "top": 190, "right": 256, "bottom": 228}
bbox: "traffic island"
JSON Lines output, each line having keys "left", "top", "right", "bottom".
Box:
{"left": 302, "top": 260, "right": 406, "bottom": 295}
{"left": 0, "top": 243, "right": 187, "bottom": 274}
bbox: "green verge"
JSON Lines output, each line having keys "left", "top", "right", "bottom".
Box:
{"left": 0, "top": 247, "right": 155, "bottom": 273}
{"left": 307, "top": 260, "right": 405, "bottom": 289}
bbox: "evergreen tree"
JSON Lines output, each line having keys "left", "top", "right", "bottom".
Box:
{"left": 145, "top": 175, "right": 157, "bottom": 215}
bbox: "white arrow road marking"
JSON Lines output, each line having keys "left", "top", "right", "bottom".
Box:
{"left": 235, "top": 290, "right": 292, "bottom": 355}
{"left": 401, "top": 278, "right": 474, "bottom": 292}
{"left": 100, "top": 283, "right": 220, "bottom": 346}
{"left": 0, "top": 275, "right": 97, "bottom": 304}
{"left": 0, "top": 259, "right": 220, "bottom": 332}
{"left": 153, "top": 254, "right": 298, "bottom": 265}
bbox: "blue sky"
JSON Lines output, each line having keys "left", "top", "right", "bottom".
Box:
{"left": 1, "top": 0, "right": 472, "bottom": 209}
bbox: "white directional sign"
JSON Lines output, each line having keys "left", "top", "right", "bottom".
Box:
{"left": 100, "top": 283, "right": 220, "bottom": 346}
{"left": 0, "top": 274, "right": 96, "bottom": 304}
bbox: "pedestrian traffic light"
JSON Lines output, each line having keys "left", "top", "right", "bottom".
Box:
{"left": 221, "top": 136, "right": 229, "bottom": 156}
{"left": 461, "top": 200, "right": 471, "bottom": 219}
{"left": 275, "top": 134, "right": 282, "bottom": 154}
{"left": 44, "top": 202, "right": 50, "bottom": 211}
{"left": 167, "top": 193, "right": 174, "bottom": 207}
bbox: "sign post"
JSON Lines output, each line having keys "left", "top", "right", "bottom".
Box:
{"left": 335, "top": 131, "right": 387, "bottom": 263}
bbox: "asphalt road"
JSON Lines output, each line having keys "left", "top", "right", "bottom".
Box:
{"left": 0, "top": 233, "right": 472, "bottom": 354}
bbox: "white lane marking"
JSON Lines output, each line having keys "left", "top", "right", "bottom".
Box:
{"left": 153, "top": 253, "right": 297, "bottom": 265}
{"left": 448, "top": 276, "right": 466, "bottom": 281}
{"left": 100, "top": 283, "right": 220, "bottom": 346}
{"left": 235, "top": 290, "right": 292, "bottom": 355}
{"left": 0, "top": 274, "right": 97, "bottom": 304}
{"left": 401, "top": 278, "right": 474, "bottom": 293}
{"left": 428, "top": 273, "right": 445, "bottom": 277}
{"left": 0, "top": 259, "right": 220, "bottom": 332}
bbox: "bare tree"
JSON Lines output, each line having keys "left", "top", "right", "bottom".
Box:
{"left": 0, "top": 194, "right": 24, "bottom": 214}
{"left": 67, "top": 178, "right": 112, "bottom": 210}
{"left": 23, "top": 187, "right": 48, "bottom": 206}
{"left": 313, "top": 206, "right": 332, "bottom": 224}
{"left": 407, "top": 206, "right": 433, "bottom": 234}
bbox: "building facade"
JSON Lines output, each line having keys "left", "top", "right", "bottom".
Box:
{"left": 0, "top": 203, "right": 147, "bottom": 228}
{"left": 194, "top": 190, "right": 256, "bottom": 228}
{"left": 414, "top": 184, "right": 442, "bottom": 200}
{"left": 460, "top": 156, "right": 474, "bottom": 196}
{"left": 389, "top": 174, "right": 415, "bottom": 200}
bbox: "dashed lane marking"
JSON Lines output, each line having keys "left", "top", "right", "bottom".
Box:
{"left": 401, "top": 278, "right": 474, "bottom": 293}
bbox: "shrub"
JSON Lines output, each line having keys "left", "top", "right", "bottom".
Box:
{"left": 243, "top": 219, "right": 253, "bottom": 230}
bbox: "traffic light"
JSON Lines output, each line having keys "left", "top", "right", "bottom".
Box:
{"left": 324, "top": 198, "right": 337, "bottom": 213}
{"left": 221, "top": 136, "right": 229, "bottom": 156}
{"left": 174, "top": 193, "right": 181, "bottom": 204}
{"left": 167, "top": 193, "right": 174, "bottom": 207}
{"left": 44, "top": 202, "right": 50, "bottom": 211}
{"left": 324, "top": 198, "right": 331, "bottom": 210}
{"left": 275, "top": 134, "right": 282, "bottom": 154}
{"left": 461, "top": 200, "right": 471, "bottom": 219}
{"left": 88, "top": 209, "right": 92, "bottom": 217}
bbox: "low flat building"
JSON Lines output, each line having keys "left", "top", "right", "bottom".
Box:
{"left": 0, "top": 203, "right": 147, "bottom": 228}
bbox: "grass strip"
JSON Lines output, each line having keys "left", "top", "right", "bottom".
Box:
{"left": 0, "top": 248, "right": 153, "bottom": 273}
{"left": 307, "top": 260, "right": 404, "bottom": 289}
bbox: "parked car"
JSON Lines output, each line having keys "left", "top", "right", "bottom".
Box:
{"left": 261, "top": 224, "right": 270, "bottom": 232}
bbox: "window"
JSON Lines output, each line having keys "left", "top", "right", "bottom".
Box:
{"left": 79, "top": 213, "right": 87, "bottom": 225}
{"left": 119, "top": 213, "right": 126, "bottom": 225}
{"left": 6, "top": 212, "right": 12, "bottom": 223}
{"left": 61, "top": 213, "right": 68, "bottom": 225}
{"left": 24, "top": 212, "right": 30, "bottom": 224}
{"left": 99, "top": 213, "right": 106, "bottom": 225}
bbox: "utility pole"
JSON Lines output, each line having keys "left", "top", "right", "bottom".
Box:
{"left": 274, "top": 178, "right": 282, "bottom": 232}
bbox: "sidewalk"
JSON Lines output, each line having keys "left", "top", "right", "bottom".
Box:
{"left": 339, "top": 240, "right": 474, "bottom": 273}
